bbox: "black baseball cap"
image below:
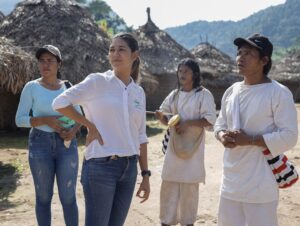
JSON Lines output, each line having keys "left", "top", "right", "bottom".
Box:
{"left": 36, "top": 45, "right": 62, "bottom": 61}
{"left": 234, "top": 33, "right": 273, "bottom": 57}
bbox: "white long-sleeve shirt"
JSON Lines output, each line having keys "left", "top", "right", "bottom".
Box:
{"left": 214, "top": 80, "right": 298, "bottom": 203}
{"left": 52, "top": 70, "right": 148, "bottom": 160}
{"left": 160, "top": 88, "right": 216, "bottom": 183}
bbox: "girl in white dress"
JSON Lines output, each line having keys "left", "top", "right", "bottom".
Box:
{"left": 156, "top": 58, "right": 216, "bottom": 226}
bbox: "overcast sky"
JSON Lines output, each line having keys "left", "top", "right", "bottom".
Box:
{"left": 0, "top": 0, "right": 286, "bottom": 29}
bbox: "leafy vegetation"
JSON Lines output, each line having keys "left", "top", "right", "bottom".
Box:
{"left": 75, "top": 0, "right": 131, "bottom": 36}
{"left": 165, "top": 0, "right": 300, "bottom": 58}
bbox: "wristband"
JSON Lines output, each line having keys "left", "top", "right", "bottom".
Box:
{"left": 141, "top": 170, "right": 151, "bottom": 177}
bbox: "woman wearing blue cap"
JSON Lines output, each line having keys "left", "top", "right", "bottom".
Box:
{"left": 214, "top": 34, "right": 298, "bottom": 226}
{"left": 15, "top": 45, "right": 81, "bottom": 226}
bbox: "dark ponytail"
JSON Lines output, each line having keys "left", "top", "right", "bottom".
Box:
{"left": 131, "top": 57, "right": 140, "bottom": 82}
{"left": 113, "top": 33, "right": 140, "bottom": 82}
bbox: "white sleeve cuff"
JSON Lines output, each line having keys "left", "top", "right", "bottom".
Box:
{"left": 52, "top": 96, "right": 72, "bottom": 110}
{"left": 139, "top": 134, "right": 148, "bottom": 144}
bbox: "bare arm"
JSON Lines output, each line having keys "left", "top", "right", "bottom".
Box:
{"left": 184, "top": 118, "right": 212, "bottom": 128}
{"left": 30, "top": 116, "right": 64, "bottom": 133}
{"left": 59, "top": 123, "right": 82, "bottom": 141}
{"left": 56, "top": 105, "right": 104, "bottom": 145}
{"left": 233, "top": 131, "right": 268, "bottom": 148}
{"left": 155, "top": 110, "right": 168, "bottom": 126}
{"left": 175, "top": 118, "right": 212, "bottom": 134}
{"left": 216, "top": 130, "right": 267, "bottom": 149}
{"left": 136, "top": 142, "right": 150, "bottom": 203}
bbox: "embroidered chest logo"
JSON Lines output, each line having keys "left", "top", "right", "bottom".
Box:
{"left": 134, "top": 99, "right": 142, "bottom": 110}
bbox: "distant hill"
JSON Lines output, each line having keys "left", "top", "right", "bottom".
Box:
{"left": 165, "top": 0, "right": 300, "bottom": 58}
{"left": 0, "top": 0, "right": 20, "bottom": 15}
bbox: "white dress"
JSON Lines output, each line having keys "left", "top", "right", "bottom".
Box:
{"left": 160, "top": 88, "right": 216, "bottom": 183}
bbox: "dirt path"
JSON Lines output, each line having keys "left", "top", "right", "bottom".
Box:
{"left": 1, "top": 107, "right": 300, "bottom": 226}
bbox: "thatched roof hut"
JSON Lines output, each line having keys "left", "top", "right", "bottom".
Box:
{"left": 135, "top": 8, "right": 193, "bottom": 110}
{"left": 191, "top": 42, "right": 241, "bottom": 108}
{"left": 0, "top": 0, "right": 111, "bottom": 84}
{"left": 0, "top": 0, "right": 112, "bottom": 130}
{"left": 192, "top": 42, "right": 235, "bottom": 74}
{"left": 0, "top": 37, "right": 36, "bottom": 130}
{"left": 270, "top": 49, "right": 300, "bottom": 101}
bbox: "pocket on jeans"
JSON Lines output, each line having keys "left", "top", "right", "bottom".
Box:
{"left": 29, "top": 134, "right": 51, "bottom": 158}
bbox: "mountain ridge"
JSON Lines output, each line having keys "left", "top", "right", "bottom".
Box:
{"left": 165, "top": 0, "right": 300, "bottom": 57}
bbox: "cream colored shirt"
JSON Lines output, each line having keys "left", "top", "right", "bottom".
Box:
{"left": 214, "top": 80, "right": 298, "bottom": 203}
{"left": 160, "top": 88, "right": 216, "bottom": 183}
{"left": 52, "top": 70, "right": 148, "bottom": 160}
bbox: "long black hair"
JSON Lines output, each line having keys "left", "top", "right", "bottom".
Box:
{"left": 172, "top": 58, "right": 202, "bottom": 101}
{"left": 176, "top": 58, "right": 201, "bottom": 90}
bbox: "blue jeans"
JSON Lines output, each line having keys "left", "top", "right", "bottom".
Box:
{"left": 28, "top": 128, "right": 79, "bottom": 226}
{"left": 81, "top": 155, "right": 138, "bottom": 226}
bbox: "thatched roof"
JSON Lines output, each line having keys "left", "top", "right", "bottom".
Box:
{"left": 192, "top": 42, "right": 235, "bottom": 73}
{"left": 0, "top": 0, "right": 111, "bottom": 84}
{"left": 192, "top": 42, "right": 241, "bottom": 87}
{"left": 135, "top": 7, "right": 193, "bottom": 76}
{"left": 0, "top": 37, "right": 36, "bottom": 94}
{"left": 270, "top": 49, "right": 300, "bottom": 83}
{"left": 133, "top": 8, "right": 194, "bottom": 110}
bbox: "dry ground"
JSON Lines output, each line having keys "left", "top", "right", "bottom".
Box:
{"left": 0, "top": 105, "right": 300, "bottom": 226}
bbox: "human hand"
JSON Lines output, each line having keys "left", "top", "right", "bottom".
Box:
{"left": 155, "top": 110, "right": 164, "bottom": 121}
{"left": 218, "top": 130, "right": 237, "bottom": 148}
{"left": 44, "top": 116, "right": 65, "bottom": 133}
{"left": 231, "top": 130, "right": 251, "bottom": 146}
{"left": 136, "top": 177, "right": 150, "bottom": 203}
{"left": 86, "top": 123, "right": 104, "bottom": 146}
{"left": 59, "top": 127, "right": 77, "bottom": 141}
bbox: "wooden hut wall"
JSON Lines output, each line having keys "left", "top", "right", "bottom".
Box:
{"left": 0, "top": 90, "right": 19, "bottom": 130}
{"left": 143, "top": 74, "right": 177, "bottom": 111}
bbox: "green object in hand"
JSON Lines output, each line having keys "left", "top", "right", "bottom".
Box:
{"left": 58, "top": 116, "right": 75, "bottom": 128}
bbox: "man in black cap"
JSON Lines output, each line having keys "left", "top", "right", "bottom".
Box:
{"left": 214, "top": 34, "right": 298, "bottom": 226}
{"left": 234, "top": 33, "right": 273, "bottom": 81}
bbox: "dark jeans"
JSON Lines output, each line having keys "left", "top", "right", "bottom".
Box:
{"left": 81, "top": 155, "right": 138, "bottom": 226}
{"left": 28, "top": 128, "right": 78, "bottom": 226}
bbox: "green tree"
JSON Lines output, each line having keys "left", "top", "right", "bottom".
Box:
{"left": 88, "top": 0, "right": 111, "bottom": 21}
{"left": 87, "top": 0, "right": 130, "bottom": 35}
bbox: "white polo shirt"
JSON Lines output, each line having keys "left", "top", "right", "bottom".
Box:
{"left": 52, "top": 70, "right": 148, "bottom": 160}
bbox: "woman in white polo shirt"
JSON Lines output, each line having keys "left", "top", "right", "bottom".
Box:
{"left": 52, "top": 33, "right": 150, "bottom": 226}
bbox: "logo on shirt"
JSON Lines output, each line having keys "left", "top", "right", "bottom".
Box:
{"left": 134, "top": 99, "right": 142, "bottom": 110}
